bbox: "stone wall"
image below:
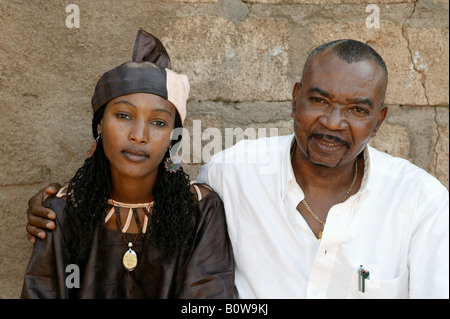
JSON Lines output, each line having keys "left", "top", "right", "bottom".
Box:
{"left": 0, "top": 0, "right": 448, "bottom": 298}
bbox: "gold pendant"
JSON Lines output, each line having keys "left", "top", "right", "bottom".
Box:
{"left": 123, "top": 243, "right": 138, "bottom": 271}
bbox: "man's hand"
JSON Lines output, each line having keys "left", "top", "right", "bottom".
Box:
{"left": 26, "top": 183, "right": 62, "bottom": 244}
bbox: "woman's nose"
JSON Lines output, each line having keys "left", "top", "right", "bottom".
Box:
{"left": 129, "top": 120, "right": 148, "bottom": 144}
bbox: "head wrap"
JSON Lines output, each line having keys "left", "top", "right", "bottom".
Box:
{"left": 91, "top": 29, "right": 190, "bottom": 123}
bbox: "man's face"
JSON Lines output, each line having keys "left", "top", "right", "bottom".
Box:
{"left": 292, "top": 52, "right": 387, "bottom": 168}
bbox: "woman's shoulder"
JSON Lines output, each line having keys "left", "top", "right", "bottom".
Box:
{"left": 190, "top": 182, "right": 225, "bottom": 219}
{"left": 190, "top": 182, "right": 220, "bottom": 203}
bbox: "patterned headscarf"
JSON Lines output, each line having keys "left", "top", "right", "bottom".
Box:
{"left": 91, "top": 29, "right": 190, "bottom": 123}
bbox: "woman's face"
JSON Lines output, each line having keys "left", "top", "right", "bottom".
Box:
{"left": 98, "top": 92, "right": 176, "bottom": 183}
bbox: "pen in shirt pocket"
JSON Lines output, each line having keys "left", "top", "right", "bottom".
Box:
{"left": 358, "top": 265, "right": 370, "bottom": 293}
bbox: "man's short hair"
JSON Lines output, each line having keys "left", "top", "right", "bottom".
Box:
{"left": 303, "top": 39, "right": 388, "bottom": 81}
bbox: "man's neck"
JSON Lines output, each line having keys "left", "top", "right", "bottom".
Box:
{"left": 291, "top": 146, "right": 363, "bottom": 200}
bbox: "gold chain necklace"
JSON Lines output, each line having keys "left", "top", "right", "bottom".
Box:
{"left": 301, "top": 159, "right": 358, "bottom": 242}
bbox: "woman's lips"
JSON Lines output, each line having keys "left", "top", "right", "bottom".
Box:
{"left": 122, "top": 148, "right": 149, "bottom": 162}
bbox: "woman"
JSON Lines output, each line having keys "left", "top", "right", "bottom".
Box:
{"left": 20, "top": 29, "right": 234, "bottom": 298}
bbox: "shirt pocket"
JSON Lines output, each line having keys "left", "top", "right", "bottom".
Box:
{"left": 348, "top": 270, "right": 409, "bottom": 299}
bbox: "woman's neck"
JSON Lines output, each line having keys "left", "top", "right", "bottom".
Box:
{"left": 110, "top": 173, "right": 156, "bottom": 204}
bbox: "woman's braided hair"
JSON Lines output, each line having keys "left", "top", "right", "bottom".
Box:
{"left": 65, "top": 105, "right": 194, "bottom": 265}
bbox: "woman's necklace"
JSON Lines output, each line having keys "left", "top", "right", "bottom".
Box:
{"left": 107, "top": 198, "right": 153, "bottom": 271}
{"left": 301, "top": 159, "right": 358, "bottom": 243}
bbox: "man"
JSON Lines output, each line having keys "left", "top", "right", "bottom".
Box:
{"left": 27, "top": 40, "right": 449, "bottom": 298}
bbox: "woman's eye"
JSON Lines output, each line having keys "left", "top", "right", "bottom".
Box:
{"left": 117, "top": 113, "right": 131, "bottom": 119}
{"left": 151, "top": 120, "right": 166, "bottom": 126}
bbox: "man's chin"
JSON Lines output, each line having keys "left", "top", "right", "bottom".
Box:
{"left": 307, "top": 154, "right": 344, "bottom": 169}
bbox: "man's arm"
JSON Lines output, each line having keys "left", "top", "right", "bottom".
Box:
{"left": 409, "top": 190, "right": 449, "bottom": 298}
{"left": 26, "top": 183, "right": 62, "bottom": 244}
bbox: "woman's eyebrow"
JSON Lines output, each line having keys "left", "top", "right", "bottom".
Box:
{"left": 113, "top": 100, "right": 174, "bottom": 115}
{"left": 112, "top": 100, "right": 136, "bottom": 108}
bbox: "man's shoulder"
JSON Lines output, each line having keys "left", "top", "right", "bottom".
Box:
{"left": 369, "top": 146, "right": 448, "bottom": 193}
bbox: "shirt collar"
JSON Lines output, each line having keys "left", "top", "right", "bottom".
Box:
{"left": 280, "top": 136, "right": 374, "bottom": 200}
{"left": 280, "top": 134, "right": 298, "bottom": 200}
{"left": 357, "top": 145, "right": 373, "bottom": 196}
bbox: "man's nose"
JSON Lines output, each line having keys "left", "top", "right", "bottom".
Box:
{"left": 318, "top": 105, "right": 349, "bottom": 130}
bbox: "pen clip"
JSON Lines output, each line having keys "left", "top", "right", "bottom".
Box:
{"left": 358, "top": 265, "right": 370, "bottom": 293}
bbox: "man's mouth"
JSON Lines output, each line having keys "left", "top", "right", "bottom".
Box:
{"left": 312, "top": 134, "right": 350, "bottom": 149}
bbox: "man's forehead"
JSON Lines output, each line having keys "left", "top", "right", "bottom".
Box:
{"left": 301, "top": 52, "right": 387, "bottom": 105}
{"left": 303, "top": 53, "right": 386, "bottom": 88}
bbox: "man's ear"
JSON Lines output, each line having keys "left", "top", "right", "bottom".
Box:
{"left": 371, "top": 105, "right": 388, "bottom": 138}
{"left": 292, "top": 82, "right": 302, "bottom": 117}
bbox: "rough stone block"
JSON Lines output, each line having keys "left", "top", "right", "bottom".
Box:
{"left": 244, "top": 0, "right": 341, "bottom": 3}
{"left": 161, "top": 16, "right": 290, "bottom": 101}
{"left": 433, "top": 107, "right": 449, "bottom": 188}
{"left": 369, "top": 123, "right": 411, "bottom": 162}
{"left": 172, "top": 0, "right": 218, "bottom": 2}
{"left": 406, "top": 27, "right": 449, "bottom": 105}
{"left": 243, "top": 0, "right": 283, "bottom": 3}
{"left": 236, "top": 19, "right": 291, "bottom": 101}
{"left": 370, "top": 105, "right": 446, "bottom": 184}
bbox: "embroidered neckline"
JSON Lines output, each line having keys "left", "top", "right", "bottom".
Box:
{"left": 105, "top": 199, "right": 154, "bottom": 234}
{"left": 106, "top": 199, "right": 154, "bottom": 208}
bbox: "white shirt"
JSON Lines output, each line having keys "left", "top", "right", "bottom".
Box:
{"left": 197, "top": 134, "right": 449, "bottom": 299}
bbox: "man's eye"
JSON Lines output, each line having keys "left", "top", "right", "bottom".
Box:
{"left": 352, "top": 107, "right": 369, "bottom": 115}
{"left": 310, "top": 97, "right": 326, "bottom": 104}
